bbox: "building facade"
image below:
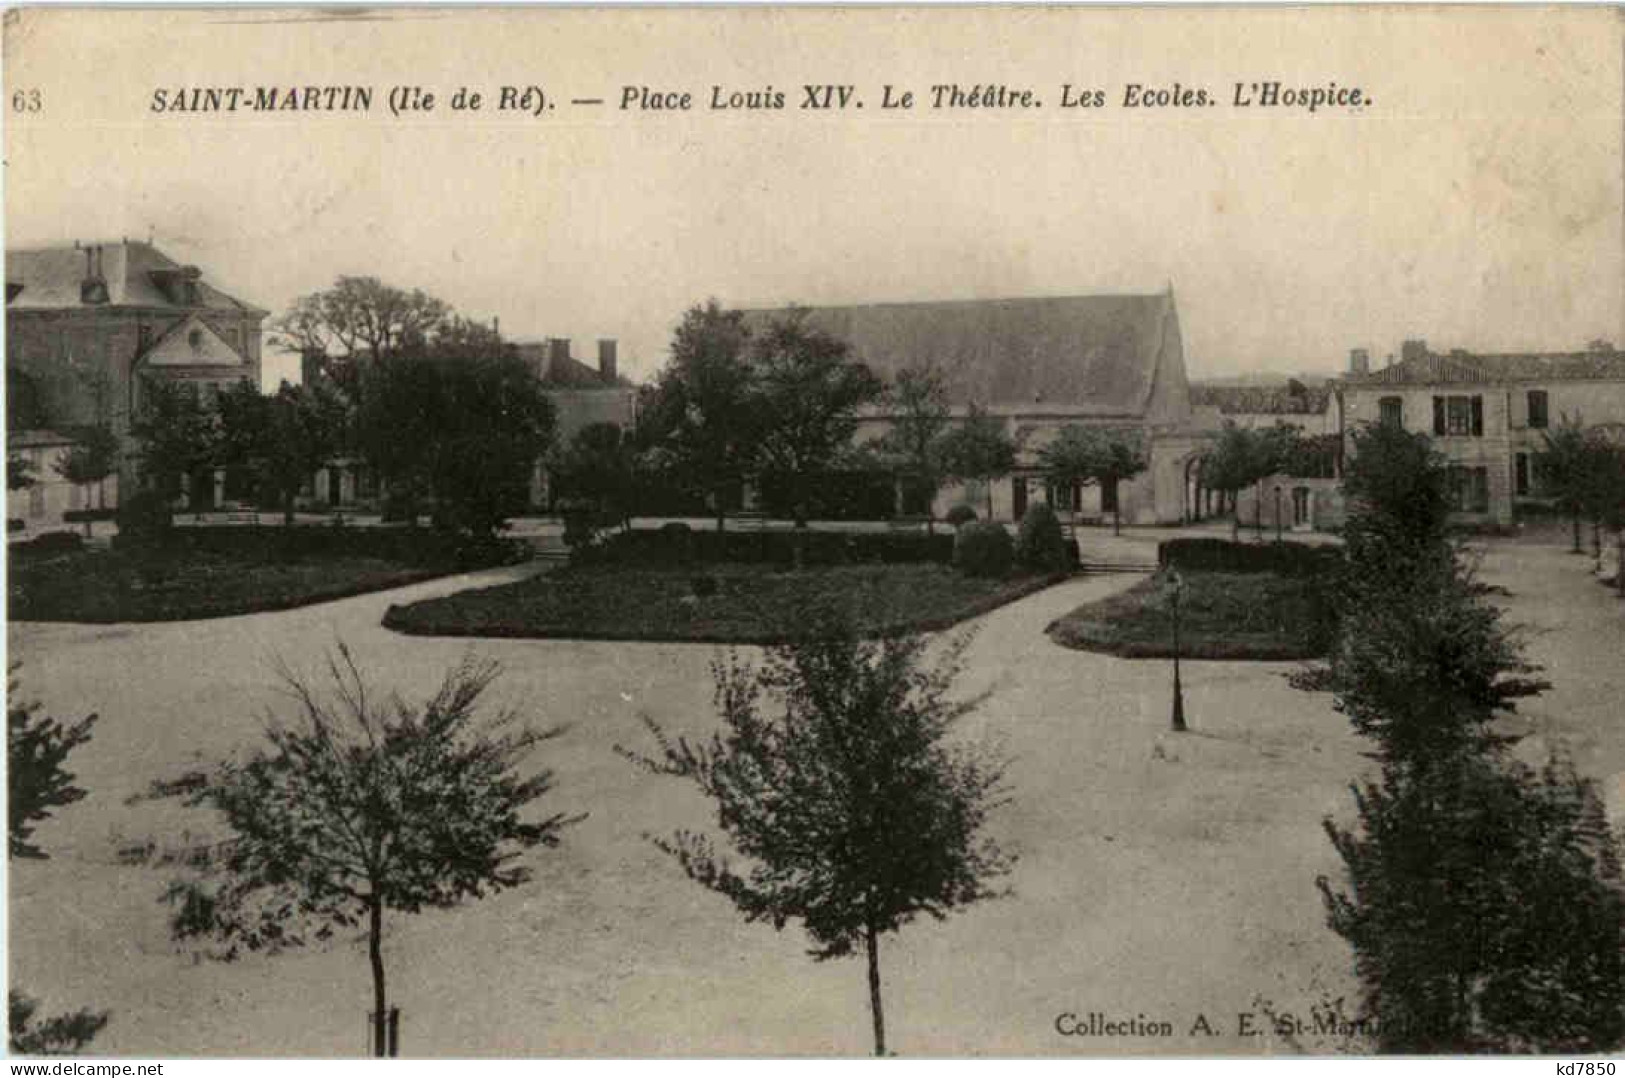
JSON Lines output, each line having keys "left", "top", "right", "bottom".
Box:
{"left": 6, "top": 240, "right": 267, "bottom": 515}
{"left": 1337, "top": 340, "right": 1625, "bottom": 527}
{"left": 744, "top": 290, "right": 1209, "bottom": 525}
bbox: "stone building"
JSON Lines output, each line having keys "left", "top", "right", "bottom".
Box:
{"left": 1336, "top": 339, "right": 1625, "bottom": 527}
{"left": 742, "top": 290, "right": 1210, "bottom": 525}
{"left": 5, "top": 239, "right": 267, "bottom": 512}
{"left": 515, "top": 337, "right": 639, "bottom": 507}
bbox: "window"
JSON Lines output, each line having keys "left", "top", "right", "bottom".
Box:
{"left": 1527, "top": 390, "right": 1549, "bottom": 430}
{"left": 1379, "top": 396, "right": 1403, "bottom": 427}
{"left": 1446, "top": 466, "right": 1490, "bottom": 513}
{"left": 1292, "top": 486, "right": 1311, "bottom": 527}
{"left": 1433, "top": 395, "right": 1484, "bottom": 437}
{"left": 1515, "top": 453, "right": 1530, "bottom": 496}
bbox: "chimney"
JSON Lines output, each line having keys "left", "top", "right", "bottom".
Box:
{"left": 598, "top": 339, "right": 618, "bottom": 383}
{"left": 547, "top": 338, "right": 571, "bottom": 378}
{"left": 1400, "top": 339, "right": 1428, "bottom": 364}
{"left": 1348, "top": 348, "right": 1370, "bottom": 376}
{"left": 80, "top": 243, "right": 109, "bottom": 305}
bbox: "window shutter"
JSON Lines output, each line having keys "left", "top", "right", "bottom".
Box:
{"left": 1471, "top": 396, "right": 1484, "bottom": 437}
{"left": 1433, "top": 397, "right": 1446, "bottom": 436}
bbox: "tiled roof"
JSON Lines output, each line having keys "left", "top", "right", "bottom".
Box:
{"left": 513, "top": 342, "right": 631, "bottom": 389}
{"left": 1345, "top": 350, "right": 1625, "bottom": 386}
{"left": 4, "top": 240, "right": 266, "bottom": 314}
{"left": 1189, "top": 381, "right": 1331, "bottom": 415}
{"left": 740, "top": 293, "right": 1177, "bottom": 415}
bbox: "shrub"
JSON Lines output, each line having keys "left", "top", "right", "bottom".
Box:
{"left": 114, "top": 490, "right": 174, "bottom": 547}
{"left": 954, "top": 521, "right": 1013, "bottom": 578}
{"left": 690, "top": 574, "right": 719, "bottom": 598}
{"left": 61, "top": 508, "right": 119, "bottom": 524}
{"left": 1015, "top": 503, "right": 1070, "bottom": 573}
{"left": 9, "top": 531, "right": 85, "bottom": 560}
{"left": 1157, "top": 537, "right": 1339, "bottom": 577}
{"left": 946, "top": 504, "right": 978, "bottom": 529}
{"left": 595, "top": 529, "right": 954, "bottom": 567}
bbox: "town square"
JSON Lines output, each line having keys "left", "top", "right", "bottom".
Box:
{"left": 6, "top": 5, "right": 1625, "bottom": 1061}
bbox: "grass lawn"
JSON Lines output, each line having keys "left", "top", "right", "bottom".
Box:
{"left": 1046, "top": 567, "right": 1337, "bottom": 660}
{"left": 8, "top": 531, "right": 516, "bottom": 623}
{"left": 383, "top": 562, "right": 1065, "bottom": 643}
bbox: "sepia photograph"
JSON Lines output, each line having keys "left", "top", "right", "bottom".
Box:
{"left": 4, "top": 2, "right": 1625, "bottom": 1061}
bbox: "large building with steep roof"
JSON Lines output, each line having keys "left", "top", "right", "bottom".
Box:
{"left": 743, "top": 290, "right": 1209, "bottom": 524}
{"left": 6, "top": 239, "right": 267, "bottom": 514}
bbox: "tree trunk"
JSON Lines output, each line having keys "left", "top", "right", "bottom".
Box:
{"left": 715, "top": 486, "right": 727, "bottom": 535}
{"left": 1617, "top": 528, "right": 1625, "bottom": 595}
{"left": 368, "top": 895, "right": 387, "bottom": 1059}
{"left": 1571, "top": 513, "right": 1582, "bottom": 553}
{"left": 986, "top": 479, "right": 995, "bottom": 521}
{"left": 865, "top": 919, "right": 886, "bottom": 1057}
{"left": 1231, "top": 493, "right": 1240, "bottom": 540}
{"left": 1255, "top": 480, "right": 1264, "bottom": 541}
{"left": 1113, "top": 505, "right": 1121, "bottom": 536}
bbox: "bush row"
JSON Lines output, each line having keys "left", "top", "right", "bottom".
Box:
{"left": 112, "top": 524, "right": 525, "bottom": 570}
{"left": 588, "top": 525, "right": 956, "bottom": 567}
{"left": 8, "top": 530, "right": 86, "bottom": 560}
{"left": 1157, "top": 537, "right": 1341, "bottom": 576}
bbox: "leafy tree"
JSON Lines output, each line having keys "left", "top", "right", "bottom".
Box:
{"left": 1040, "top": 426, "right": 1150, "bottom": 536}
{"left": 1576, "top": 430, "right": 1625, "bottom": 588}
{"left": 356, "top": 319, "right": 555, "bottom": 536}
{"left": 1534, "top": 416, "right": 1594, "bottom": 553}
{"left": 1035, "top": 425, "right": 1094, "bottom": 527}
{"left": 1320, "top": 750, "right": 1625, "bottom": 1053}
{"left": 618, "top": 610, "right": 1014, "bottom": 1056}
{"left": 7, "top": 451, "right": 36, "bottom": 492}
{"left": 128, "top": 377, "right": 219, "bottom": 513}
{"left": 53, "top": 424, "right": 120, "bottom": 528}
{"left": 7, "top": 668, "right": 108, "bottom": 1054}
{"left": 8, "top": 993, "right": 108, "bottom": 1057}
{"left": 751, "top": 309, "right": 885, "bottom": 544}
{"left": 1339, "top": 422, "right": 1453, "bottom": 575}
{"left": 937, "top": 404, "right": 1017, "bottom": 521}
{"left": 875, "top": 366, "right": 953, "bottom": 533}
{"left": 641, "top": 301, "right": 760, "bottom": 533}
{"left": 550, "top": 421, "right": 640, "bottom": 533}
{"left": 1305, "top": 418, "right": 1625, "bottom": 1054}
{"left": 1316, "top": 422, "right": 1533, "bottom": 769}
{"left": 8, "top": 670, "right": 97, "bottom": 861}
{"left": 1198, "top": 423, "right": 1258, "bottom": 539}
{"left": 272, "top": 276, "right": 451, "bottom": 395}
{"left": 217, "top": 380, "right": 347, "bottom": 524}
{"left": 161, "top": 647, "right": 582, "bottom": 1057}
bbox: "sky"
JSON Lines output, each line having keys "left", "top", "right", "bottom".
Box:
{"left": 5, "top": 5, "right": 1622, "bottom": 389}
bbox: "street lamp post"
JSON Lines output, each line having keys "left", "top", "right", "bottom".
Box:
{"left": 1170, "top": 567, "right": 1187, "bottom": 732}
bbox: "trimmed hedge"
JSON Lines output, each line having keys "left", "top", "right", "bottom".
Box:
{"left": 114, "top": 524, "right": 526, "bottom": 570}
{"left": 62, "top": 507, "right": 119, "bottom": 524}
{"left": 1015, "top": 503, "right": 1072, "bottom": 573}
{"left": 8, "top": 530, "right": 85, "bottom": 560}
{"left": 954, "top": 521, "right": 1014, "bottom": 578}
{"left": 590, "top": 527, "right": 954, "bottom": 567}
{"left": 1157, "top": 537, "right": 1341, "bottom": 577}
